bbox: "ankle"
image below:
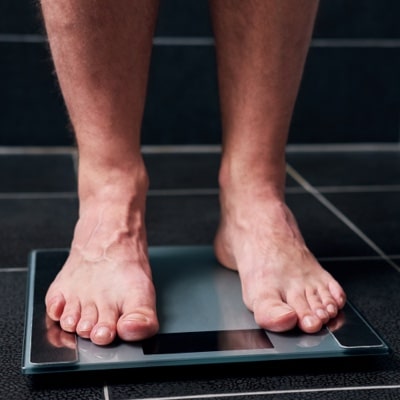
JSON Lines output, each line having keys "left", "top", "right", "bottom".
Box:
{"left": 218, "top": 157, "right": 286, "bottom": 201}
{"left": 78, "top": 157, "right": 149, "bottom": 204}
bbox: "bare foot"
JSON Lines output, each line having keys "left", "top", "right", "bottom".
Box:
{"left": 45, "top": 166, "right": 159, "bottom": 345}
{"left": 214, "top": 187, "right": 346, "bottom": 334}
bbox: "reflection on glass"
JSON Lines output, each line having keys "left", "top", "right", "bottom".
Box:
{"left": 30, "top": 313, "right": 78, "bottom": 364}
{"left": 45, "top": 315, "right": 77, "bottom": 350}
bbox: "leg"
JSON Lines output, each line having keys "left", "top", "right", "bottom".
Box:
{"left": 40, "top": 0, "right": 160, "bottom": 345}
{"left": 209, "top": 0, "right": 346, "bottom": 333}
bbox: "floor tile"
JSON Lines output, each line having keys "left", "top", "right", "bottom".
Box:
{"left": 325, "top": 191, "right": 400, "bottom": 255}
{"left": 240, "top": 389, "right": 400, "bottom": 400}
{"left": 143, "top": 45, "right": 221, "bottom": 145}
{"left": 155, "top": 0, "right": 212, "bottom": 37}
{"left": 314, "top": 0, "right": 400, "bottom": 38}
{"left": 0, "top": 198, "right": 78, "bottom": 267}
{"left": 109, "top": 387, "right": 400, "bottom": 400}
{"left": 0, "top": 154, "right": 76, "bottom": 193}
{"left": 0, "top": 1, "right": 42, "bottom": 34}
{"left": 1, "top": 42, "right": 72, "bottom": 146}
{"left": 144, "top": 152, "right": 300, "bottom": 189}
{"left": 291, "top": 47, "right": 400, "bottom": 144}
{"left": 144, "top": 153, "right": 220, "bottom": 189}
{"left": 287, "top": 151, "right": 400, "bottom": 188}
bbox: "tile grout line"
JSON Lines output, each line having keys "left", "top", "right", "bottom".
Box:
{"left": 0, "top": 192, "right": 77, "bottom": 200}
{"left": 2, "top": 34, "right": 400, "bottom": 47}
{"left": 141, "top": 145, "right": 222, "bottom": 153}
{"left": 104, "top": 384, "right": 110, "bottom": 400}
{"left": 90, "top": 142, "right": 400, "bottom": 152}
{"left": 148, "top": 188, "right": 219, "bottom": 196}
{"left": 318, "top": 254, "right": 400, "bottom": 262}
{"left": 0, "top": 34, "right": 47, "bottom": 43}
{"left": 0, "top": 146, "right": 77, "bottom": 155}
{"left": 152, "top": 37, "right": 214, "bottom": 46}
{"left": 0, "top": 188, "right": 297, "bottom": 199}
{"left": 1, "top": 143, "right": 400, "bottom": 155}
{"left": 0, "top": 268, "right": 28, "bottom": 273}
{"left": 2, "top": 184, "right": 400, "bottom": 199}
{"left": 120, "top": 384, "right": 400, "bottom": 400}
{"left": 4, "top": 185, "right": 400, "bottom": 200}
{"left": 72, "top": 152, "right": 79, "bottom": 177}
{"left": 309, "top": 184, "right": 400, "bottom": 193}
{"left": 311, "top": 38, "right": 400, "bottom": 47}
{"left": 286, "top": 143, "right": 400, "bottom": 153}
{"left": 286, "top": 164, "right": 400, "bottom": 273}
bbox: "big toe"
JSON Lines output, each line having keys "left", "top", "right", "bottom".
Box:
{"left": 117, "top": 308, "right": 159, "bottom": 341}
{"left": 253, "top": 299, "right": 298, "bottom": 332}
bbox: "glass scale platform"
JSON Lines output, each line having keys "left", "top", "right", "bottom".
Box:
{"left": 22, "top": 246, "right": 389, "bottom": 374}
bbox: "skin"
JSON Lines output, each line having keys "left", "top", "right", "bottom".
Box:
{"left": 209, "top": 0, "right": 346, "bottom": 333}
{"left": 41, "top": 0, "right": 346, "bottom": 346}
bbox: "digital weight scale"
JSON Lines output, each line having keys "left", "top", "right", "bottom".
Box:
{"left": 22, "top": 246, "right": 389, "bottom": 374}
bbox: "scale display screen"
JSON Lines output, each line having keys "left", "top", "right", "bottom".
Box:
{"left": 142, "top": 329, "right": 274, "bottom": 355}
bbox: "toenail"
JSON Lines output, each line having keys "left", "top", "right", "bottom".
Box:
{"left": 316, "top": 309, "right": 328, "bottom": 319}
{"left": 94, "top": 326, "right": 112, "bottom": 340}
{"left": 49, "top": 303, "right": 58, "bottom": 317}
{"left": 303, "top": 316, "right": 315, "bottom": 329}
{"left": 63, "top": 316, "right": 75, "bottom": 328}
{"left": 123, "top": 313, "right": 149, "bottom": 323}
{"left": 327, "top": 304, "right": 337, "bottom": 314}
{"left": 79, "top": 321, "right": 93, "bottom": 332}
{"left": 268, "top": 306, "right": 295, "bottom": 319}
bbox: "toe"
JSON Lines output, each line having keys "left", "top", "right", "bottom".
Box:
{"left": 325, "top": 303, "right": 338, "bottom": 319}
{"left": 90, "top": 304, "right": 118, "bottom": 345}
{"left": 299, "top": 314, "right": 323, "bottom": 333}
{"left": 76, "top": 302, "right": 98, "bottom": 339}
{"left": 117, "top": 307, "right": 159, "bottom": 341}
{"left": 329, "top": 281, "right": 347, "bottom": 309}
{"left": 91, "top": 324, "right": 116, "bottom": 345}
{"left": 318, "top": 287, "right": 340, "bottom": 318}
{"left": 305, "top": 287, "right": 330, "bottom": 324}
{"left": 253, "top": 295, "right": 298, "bottom": 332}
{"left": 289, "top": 292, "right": 323, "bottom": 333}
{"left": 59, "top": 299, "right": 81, "bottom": 333}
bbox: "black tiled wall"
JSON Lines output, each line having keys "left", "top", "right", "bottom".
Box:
{"left": 1, "top": 0, "right": 400, "bottom": 146}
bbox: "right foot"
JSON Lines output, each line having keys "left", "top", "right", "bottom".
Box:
{"left": 45, "top": 164, "right": 159, "bottom": 345}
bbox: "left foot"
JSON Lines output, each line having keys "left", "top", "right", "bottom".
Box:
{"left": 214, "top": 186, "right": 346, "bottom": 333}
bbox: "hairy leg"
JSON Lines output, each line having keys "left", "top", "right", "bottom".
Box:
{"left": 40, "top": 0, "right": 160, "bottom": 345}
{"left": 209, "top": 0, "right": 346, "bottom": 333}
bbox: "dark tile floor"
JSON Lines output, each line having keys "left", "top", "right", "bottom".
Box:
{"left": 1, "top": 145, "right": 400, "bottom": 399}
